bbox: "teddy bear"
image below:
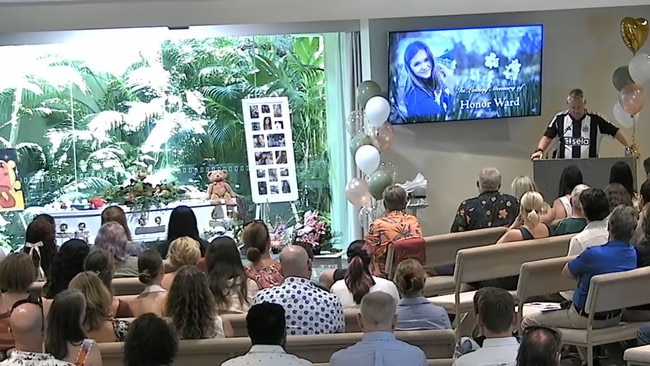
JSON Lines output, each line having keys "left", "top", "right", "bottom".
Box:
{"left": 207, "top": 170, "right": 235, "bottom": 205}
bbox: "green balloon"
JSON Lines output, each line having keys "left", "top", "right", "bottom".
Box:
{"left": 613, "top": 66, "right": 634, "bottom": 92}
{"left": 357, "top": 81, "right": 383, "bottom": 107}
{"left": 350, "top": 135, "right": 372, "bottom": 155}
{"left": 368, "top": 170, "right": 393, "bottom": 200}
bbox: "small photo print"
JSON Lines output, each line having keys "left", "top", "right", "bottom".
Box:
{"left": 270, "top": 184, "right": 280, "bottom": 194}
{"left": 275, "top": 150, "right": 288, "bottom": 164}
{"left": 253, "top": 134, "right": 266, "bottom": 148}
{"left": 249, "top": 105, "right": 259, "bottom": 119}
{"left": 273, "top": 104, "right": 282, "bottom": 117}
{"left": 261, "top": 104, "right": 270, "bottom": 114}
{"left": 282, "top": 180, "right": 291, "bottom": 193}
{"left": 258, "top": 182, "right": 268, "bottom": 195}
{"left": 268, "top": 168, "right": 278, "bottom": 182}
{"left": 263, "top": 117, "right": 272, "bottom": 130}
{"left": 256, "top": 169, "right": 266, "bottom": 178}
{"left": 252, "top": 122, "right": 261, "bottom": 131}
{"left": 274, "top": 120, "right": 284, "bottom": 130}
{"left": 280, "top": 168, "right": 289, "bottom": 177}
{"left": 267, "top": 133, "right": 286, "bottom": 148}
{"left": 255, "top": 151, "right": 274, "bottom": 165}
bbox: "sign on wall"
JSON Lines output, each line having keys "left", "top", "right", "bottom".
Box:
{"left": 242, "top": 97, "right": 299, "bottom": 204}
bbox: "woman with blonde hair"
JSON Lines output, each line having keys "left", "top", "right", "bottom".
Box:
{"left": 84, "top": 249, "right": 133, "bottom": 318}
{"left": 241, "top": 221, "right": 282, "bottom": 289}
{"left": 393, "top": 259, "right": 451, "bottom": 330}
{"left": 498, "top": 191, "right": 550, "bottom": 244}
{"left": 161, "top": 236, "right": 200, "bottom": 290}
{"left": 69, "top": 271, "right": 129, "bottom": 343}
{"left": 511, "top": 176, "right": 537, "bottom": 200}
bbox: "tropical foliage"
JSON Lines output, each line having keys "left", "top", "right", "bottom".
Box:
{"left": 0, "top": 34, "right": 330, "bottom": 247}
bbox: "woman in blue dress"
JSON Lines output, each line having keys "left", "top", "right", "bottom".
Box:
{"left": 402, "top": 41, "right": 452, "bottom": 121}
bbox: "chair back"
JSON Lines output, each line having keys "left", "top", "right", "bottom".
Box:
{"left": 386, "top": 237, "right": 426, "bottom": 278}
{"left": 112, "top": 277, "right": 146, "bottom": 296}
{"left": 517, "top": 256, "right": 576, "bottom": 303}
{"left": 586, "top": 267, "right": 650, "bottom": 315}
{"left": 425, "top": 227, "right": 507, "bottom": 268}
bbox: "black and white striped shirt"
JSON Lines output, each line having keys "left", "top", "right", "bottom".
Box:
{"left": 543, "top": 111, "right": 619, "bottom": 159}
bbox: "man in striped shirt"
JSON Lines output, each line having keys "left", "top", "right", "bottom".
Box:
{"left": 530, "top": 89, "right": 632, "bottom": 160}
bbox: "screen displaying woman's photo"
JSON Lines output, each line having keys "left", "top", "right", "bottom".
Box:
{"left": 267, "top": 133, "right": 286, "bottom": 147}
{"left": 273, "top": 104, "right": 282, "bottom": 117}
{"left": 249, "top": 105, "right": 259, "bottom": 119}
{"left": 256, "top": 169, "right": 266, "bottom": 178}
{"left": 254, "top": 151, "right": 274, "bottom": 165}
{"left": 253, "top": 134, "right": 266, "bottom": 148}
{"left": 263, "top": 117, "right": 272, "bottom": 130}
{"left": 269, "top": 184, "right": 279, "bottom": 194}
{"left": 258, "top": 182, "right": 268, "bottom": 195}
{"left": 275, "top": 150, "right": 288, "bottom": 164}
{"left": 268, "top": 168, "right": 278, "bottom": 182}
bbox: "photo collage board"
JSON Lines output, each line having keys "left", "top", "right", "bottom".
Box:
{"left": 242, "top": 97, "right": 299, "bottom": 204}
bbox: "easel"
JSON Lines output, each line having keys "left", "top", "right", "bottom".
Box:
{"left": 254, "top": 200, "right": 300, "bottom": 224}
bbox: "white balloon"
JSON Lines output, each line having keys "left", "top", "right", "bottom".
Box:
{"left": 355, "top": 145, "right": 381, "bottom": 175}
{"left": 613, "top": 102, "right": 637, "bottom": 128}
{"left": 365, "top": 96, "right": 390, "bottom": 127}
{"left": 629, "top": 53, "right": 650, "bottom": 84}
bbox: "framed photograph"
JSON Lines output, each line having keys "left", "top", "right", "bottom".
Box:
{"left": 243, "top": 97, "right": 299, "bottom": 204}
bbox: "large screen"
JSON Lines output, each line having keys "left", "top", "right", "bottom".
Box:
{"left": 388, "top": 24, "right": 543, "bottom": 124}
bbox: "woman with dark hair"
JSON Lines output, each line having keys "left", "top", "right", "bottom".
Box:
{"left": 124, "top": 313, "right": 178, "bottom": 366}
{"left": 165, "top": 265, "right": 232, "bottom": 339}
{"left": 329, "top": 240, "right": 399, "bottom": 307}
{"left": 206, "top": 237, "right": 259, "bottom": 314}
{"left": 241, "top": 221, "right": 282, "bottom": 289}
{"left": 23, "top": 217, "right": 56, "bottom": 281}
{"left": 32, "top": 213, "right": 55, "bottom": 225}
{"left": 129, "top": 249, "right": 166, "bottom": 317}
{"left": 552, "top": 165, "right": 583, "bottom": 220}
{"left": 45, "top": 289, "right": 102, "bottom": 366}
{"left": 610, "top": 161, "right": 639, "bottom": 208}
{"left": 402, "top": 40, "right": 452, "bottom": 120}
{"left": 160, "top": 205, "right": 209, "bottom": 257}
{"left": 43, "top": 239, "right": 90, "bottom": 299}
{"left": 84, "top": 249, "right": 133, "bottom": 318}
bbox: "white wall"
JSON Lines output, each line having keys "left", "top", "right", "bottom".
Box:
{"left": 367, "top": 6, "right": 650, "bottom": 235}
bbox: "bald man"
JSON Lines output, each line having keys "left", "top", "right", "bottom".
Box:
{"left": 329, "top": 292, "right": 427, "bottom": 366}
{"left": 1, "top": 302, "right": 73, "bottom": 365}
{"left": 252, "top": 245, "right": 345, "bottom": 335}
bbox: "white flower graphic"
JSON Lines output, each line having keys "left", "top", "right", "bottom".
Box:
{"left": 503, "top": 59, "right": 522, "bottom": 81}
{"left": 484, "top": 52, "right": 499, "bottom": 69}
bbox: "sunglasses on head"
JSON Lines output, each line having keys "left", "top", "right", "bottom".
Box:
{"left": 11, "top": 293, "right": 44, "bottom": 332}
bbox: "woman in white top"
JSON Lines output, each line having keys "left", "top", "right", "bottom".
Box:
{"left": 130, "top": 249, "right": 167, "bottom": 317}
{"left": 551, "top": 165, "right": 583, "bottom": 221}
{"left": 330, "top": 240, "right": 399, "bottom": 308}
{"left": 206, "top": 237, "right": 259, "bottom": 314}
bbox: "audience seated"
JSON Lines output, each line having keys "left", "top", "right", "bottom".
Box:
{"left": 159, "top": 205, "right": 209, "bottom": 258}
{"left": 609, "top": 160, "right": 639, "bottom": 209}
{"left": 364, "top": 185, "right": 422, "bottom": 277}
{"left": 94, "top": 222, "right": 138, "bottom": 278}
{"left": 567, "top": 188, "right": 611, "bottom": 256}
{"left": 242, "top": 221, "right": 283, "bottom": 289}
{"left": 129, "top": 249, "right": 166, "bottom": 317}
{"left": 451, "top": 167, "right": 519, "bottom": 233}
{"left": 605, "top": 183, "right": 633, "bottom": 210}
{"left": 22, "top": 218, "right": 56, "bottom": 281}
{"left": 553, "top": 184, "right": 589, "bottom": 236}
{"left": 83, "top": 250, "right": 133, "bottom": 318}
{"left": 69, "top": 272, "right": 130, "bottom": 343}
{"left": 511, "top": 175, "right": 538, "bottom": 200}
{"left": 329, "top": 291, "right": 427, "bottom": 366}
{"left": 45, "top": 289, "right": 102, "bottom": 366}
{"left": 165, "top": 265, "right": 232, "bottom": 339}
{"left": 100, "top": 206, "right": 137, "bottom": 253}
{"left": 393, "top": 259, "right": 451, "bottom": 330}
{"left": 516, "top": 326, "right": 562, "bottom": 366}
{"left": 454, "top": 288, "right": 488, "bottom": 359}
{"left": 634, "top": 179, "right": 650, "bottom": 244}
{"left": 206, "top": 236, "right": 259, "bottom": 314}
{"left": 330, "top": 241, "right": 399, "bottom": 308}
{"left": 0, "top": 253, "right": 38, "bottom": 353}
{"left": 161, "top": 236, "right": 201, "bottom": 290}
{"left": 221, "top": 303, "right": 313, "bottom": 366}
{"left": 551, "top": 165, "right": 583, "bottom": 221}
{"left": 1, "top": 297, "right": 73, "bottom": 366}
{"left": 626, "top": 205, "right": 650, "bottom": 322}
{"left": 253, "top": 245, "right": 344, "bottom": 335}
{"left": 453, "top": 287, "right": 519, "bottom": 366}
{"left": 521, "top": 205, "right": 638, "bottom": 361}
{"left": 43, "top": 239, "right": 89, "bottom": 300}
{"left": 124, "top": 313, "right": 178, "bottom": 366}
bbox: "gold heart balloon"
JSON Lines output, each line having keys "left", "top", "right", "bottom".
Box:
{"left": 621, "top": 17, "right": 649, "bottom": 54}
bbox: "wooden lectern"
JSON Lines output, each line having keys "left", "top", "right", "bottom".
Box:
{"left": 532, "top": 157, "right": 637, "bottom": 201}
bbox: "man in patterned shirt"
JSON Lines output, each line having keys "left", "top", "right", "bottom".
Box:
{"left": 253, "top": 245, "right": 345, "bottom": 335}
{"left": 451, "top": 167, "right": 520, "bottom": 233}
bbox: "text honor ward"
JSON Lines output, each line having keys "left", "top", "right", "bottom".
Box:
{"left": 456, "top": 84, "right": 527, "bottom": 110}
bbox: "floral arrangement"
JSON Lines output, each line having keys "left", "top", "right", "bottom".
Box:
{"left": 294, "top": 210, "right": 338, "bottom": 254}
{"left": 103, "top": 173, "right": 182, "bottom": 214}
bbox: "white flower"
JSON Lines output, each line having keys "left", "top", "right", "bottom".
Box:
{"left": 503, "top": 59, "right": 522, "bottom": 81}
{"left": 484, "top": 52, "right": 499, "bottom": 69}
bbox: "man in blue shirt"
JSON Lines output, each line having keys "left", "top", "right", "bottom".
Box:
{"left": 329, "top": 291, "right": 427, "bottom": 366}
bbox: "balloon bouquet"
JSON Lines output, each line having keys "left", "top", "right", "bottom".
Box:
{"left": 344, "top": 81, "right": 397, "bottom": 230}
{"left": 611, "top": 17, "right": 648, "bottom": 157}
